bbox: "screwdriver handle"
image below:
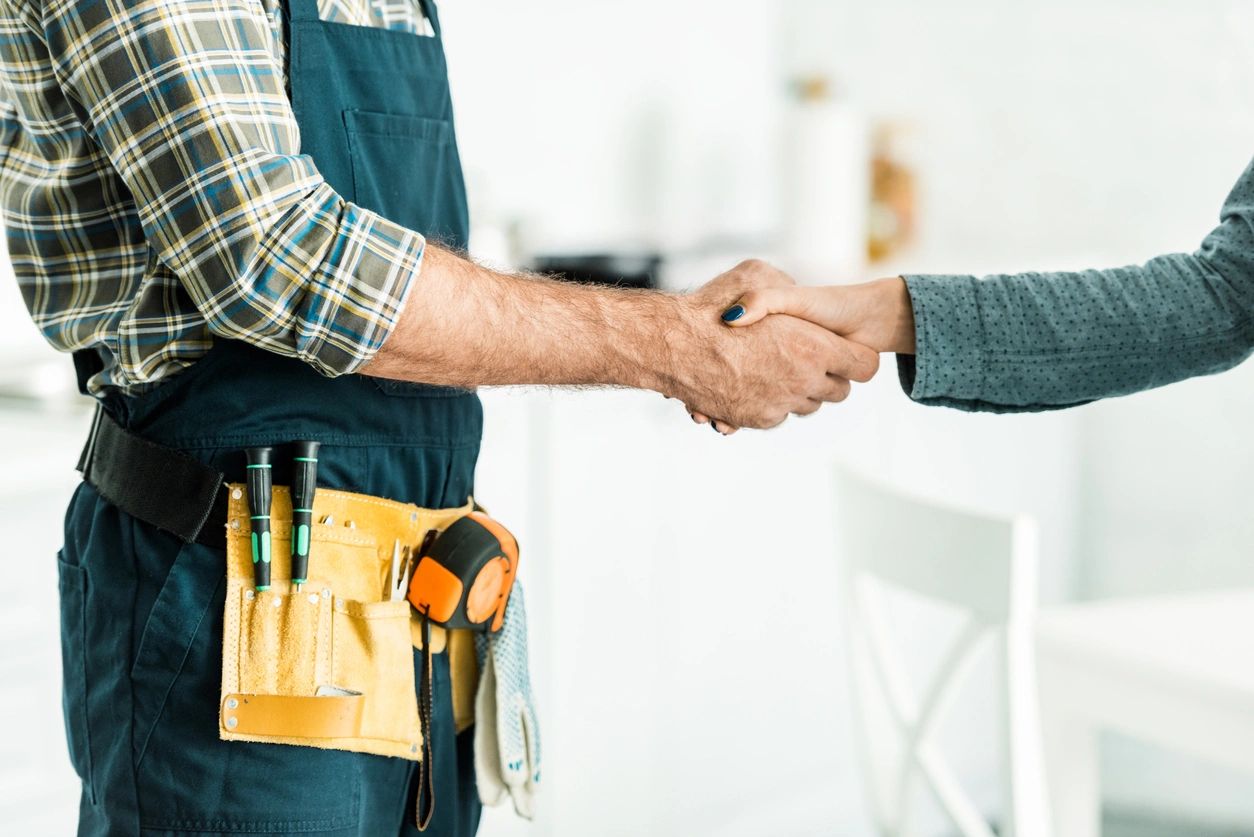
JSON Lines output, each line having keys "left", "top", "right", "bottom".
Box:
{"left": 246, "top": 447, "right": 273, "bottom": 592}
{"left": 290, "top": 440, "right": 320, "bottom": 587}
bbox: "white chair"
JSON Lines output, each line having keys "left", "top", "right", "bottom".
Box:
{"left": 834, "top": 468, "right": 1051, "bottom": 837}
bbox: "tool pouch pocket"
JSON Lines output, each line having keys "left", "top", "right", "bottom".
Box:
{"left": 219, "top": 484, "right": 469, "bottom": 761}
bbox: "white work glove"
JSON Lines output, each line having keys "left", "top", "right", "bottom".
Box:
{"left": 474, "top": 582, "right": 541, "bottom": 819}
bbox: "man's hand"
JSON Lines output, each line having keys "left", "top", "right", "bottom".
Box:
{"left": 689, "top": 276, "right": 914, "bottom": 432}
{"left": 664, "top": 260, "right": 880, "bottom": 429}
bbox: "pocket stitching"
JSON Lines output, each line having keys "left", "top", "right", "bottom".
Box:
{"left": 132, "top": 571, "right": 225, "bottom": 773}
{"left": 330, "top": 598, "right": 421, "bottom": 743}
{"left": 343, "top": 109, "right": 453, "bottom": 142}
{"left": 58, "top": 558, "right": 96, "bottom": 804}
{"left": 343, "top": 109, "right": 449, "bottom": 225}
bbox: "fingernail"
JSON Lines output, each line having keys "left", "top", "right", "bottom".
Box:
{"left": 691, "top": 413, "right": 699, "bottom": 423}
{"left": 721, "top": 305, "right": 745, "bottom": 322}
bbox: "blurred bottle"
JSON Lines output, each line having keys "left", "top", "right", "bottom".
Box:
{"left": 867, "top": 122, "right": 918, "bottom": 263}
{"left": 781, "top": 75, "right": 869, "bottom": 285}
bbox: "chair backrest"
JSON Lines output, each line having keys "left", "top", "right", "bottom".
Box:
{"left": 834, "top": 467, "right": 1050, "bottom": 837}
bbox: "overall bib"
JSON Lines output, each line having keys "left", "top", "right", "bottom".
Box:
{"left": 58, "top": 1, "right": 482, "bottom": 834}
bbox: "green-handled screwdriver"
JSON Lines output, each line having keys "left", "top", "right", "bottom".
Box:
{"left": 246, "top": 446, "right": 274, "bottom": 591}
{"left": 290, "top": 440, "right": 320, "bottom": 592}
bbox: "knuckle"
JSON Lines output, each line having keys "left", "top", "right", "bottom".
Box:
{"left": 854, "top": 349, "right": 881, "bottom": 382}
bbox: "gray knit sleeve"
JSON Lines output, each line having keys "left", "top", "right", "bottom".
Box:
{"left": 897, "top": 156, "right": 1254, "bottom": 413}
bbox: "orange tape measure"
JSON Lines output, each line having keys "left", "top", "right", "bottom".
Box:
{"left": 407, "top": 511, "right": 518, "bottom": 632}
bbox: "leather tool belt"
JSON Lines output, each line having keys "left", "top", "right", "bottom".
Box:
{"left": 77, "top": 409, "right": 479, "bottom": 761}
{"left": 220, "top": 485, "right": 477, "bottom": 759}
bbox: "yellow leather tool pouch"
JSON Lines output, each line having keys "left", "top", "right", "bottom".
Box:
{"left": 218, "top": 483, "right": 475, "bottom": 760}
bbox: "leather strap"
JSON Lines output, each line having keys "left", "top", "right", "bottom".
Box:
{"left": 221, "top": 693, "right": 365, "bottom": 739}
{"left": 416, "top": 615, "right": 436, "bottom": 830}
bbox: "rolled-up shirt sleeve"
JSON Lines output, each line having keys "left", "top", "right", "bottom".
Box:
{"left": 897, "top": 155, "right": 1254, "bottom": 413}
{"left": 37, "top": 0, "right": 422, "bottom": 376}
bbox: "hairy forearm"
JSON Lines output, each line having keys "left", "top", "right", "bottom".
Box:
{"left": 364, "top": 245, "right": 690, "bottom": 391}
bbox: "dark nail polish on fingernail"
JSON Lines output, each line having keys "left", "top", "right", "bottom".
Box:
{"left": 721, "top": 305, "right": 745, "bottom": 322}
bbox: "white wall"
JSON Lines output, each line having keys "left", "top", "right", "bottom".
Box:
{"left": 445, "top": 0, "right": 1254, "bottom": 831}
{"left": 440, "top": 0, "right": 784, "bottom": 253}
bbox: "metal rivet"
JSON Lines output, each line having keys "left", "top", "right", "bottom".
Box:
{"left": 410, "top": 512, "right": 418, "bottom": 522}
{"left": 321, "top": 588, "right": 331, "bottom": 599}
{"left": 345, "top": 520, "right": 356, "bottom": 529}
{"left": 226, "top": 698, "right": 238, "bottom": 710}
{"left": 272, "top": 597, "right": 282, "bottom": 608}
{"left": 245, "top": 589, "right": 255, "bottom": 601}
{"left": 231, "top": 519, "right": 240, "bottom": 531}
{"left": 411, "top": 744, "right": 418, "bottom": 753}
{"left": 320, "top": 515, "right": 334, "bottom": 525}
{"left": 231, "top": 488, "right": 242, "bottom": 500}
{"left": 226, "top": 716, "right": 238, "bottom": 730}
{"left": 308, "top": 594, "right": 319, "bottom": 605}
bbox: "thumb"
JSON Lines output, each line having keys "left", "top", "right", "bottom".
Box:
{"left": 720, "top": 286, "right": 814, "bottom": 328}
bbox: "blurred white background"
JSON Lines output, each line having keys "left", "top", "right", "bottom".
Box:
{"left": 4, "top": 0, "right": 1254, "bottom": 835}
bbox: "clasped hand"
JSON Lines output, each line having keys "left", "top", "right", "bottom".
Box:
{"left": 673, "top": 260, "right": 915, "bottom": 434}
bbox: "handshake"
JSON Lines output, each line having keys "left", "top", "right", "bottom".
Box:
{"left": 668, "top": 259, "right": 917, "bottom": 434}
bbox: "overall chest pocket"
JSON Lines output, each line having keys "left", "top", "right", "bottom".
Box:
{"left": 344, "top": 109, "right": 455, "bottom": 240}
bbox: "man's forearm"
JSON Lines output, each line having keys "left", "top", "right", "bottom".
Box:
{"left": 364, "top": 250, "right": 880, "bottom": 430}
{"left": 364, "top": 245, "right": 686, "bottom": 392}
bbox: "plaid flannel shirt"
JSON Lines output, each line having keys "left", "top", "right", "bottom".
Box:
{"left": 0, "top": 0, "right": 434, "bottom": 394}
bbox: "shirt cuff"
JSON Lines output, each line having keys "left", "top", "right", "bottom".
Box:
{"left": 896, "top": 274, "right": 986, "bottom": 404}
{"left": 294, "top": 206, "right": 426, "bottom": 378}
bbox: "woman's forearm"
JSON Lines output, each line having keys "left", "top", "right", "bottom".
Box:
{"left": 902, "top": 253, "right": 1254, "bottom": 412}
{"left": 896, "top": 156, "right": 1254, "bottom": 412}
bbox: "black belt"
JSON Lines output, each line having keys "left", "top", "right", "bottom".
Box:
{"left": 77, "top": 407, "right": 229, "bottom": 549}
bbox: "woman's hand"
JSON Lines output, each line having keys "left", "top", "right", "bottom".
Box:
{"left": 692, "top": 277, "right": 916, "bottom": 433}
{"left": 720, "top": 277, "right": 916, "bottom": 354}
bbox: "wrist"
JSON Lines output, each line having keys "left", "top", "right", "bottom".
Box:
{"left": 863, "top": 276, "right": 916, "bottom": 354}
{"left": 580, "top": 288, "right": 689, "bottom": 394}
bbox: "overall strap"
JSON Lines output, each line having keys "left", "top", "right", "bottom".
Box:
{"left": 288, "top": 0, "right": 320, "bottom": 22}
{"left": 418, "top": 0, "right": 442, "bottom": 38}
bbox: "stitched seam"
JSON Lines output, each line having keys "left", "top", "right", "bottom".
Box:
{"left": 133, "top": 573, "right": 225, "bottom": 773}
{"left": 226, "top": 488, "right": 471, "bottom": 520}
{"left": 227, "top": 526, "right": 378, "bottom": 549}
{"left": 155, "top": 434, "right": 482, "bottom": 451}
{"left": 231, "top": 485, "right": 471, "bottom": 516}
{"left": 910, "top": 284, "right": 933, "bottom": 396}
{"left": 138, "top": 814, "right": 357, "bottom": 832}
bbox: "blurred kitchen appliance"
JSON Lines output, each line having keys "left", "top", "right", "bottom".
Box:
{"left": 531, "top": 253, "right": 662, "bottom": 289}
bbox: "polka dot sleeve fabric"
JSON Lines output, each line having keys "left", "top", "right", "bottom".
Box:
{"left": 895, "top": 156, "right": 1254, "bottom": 413}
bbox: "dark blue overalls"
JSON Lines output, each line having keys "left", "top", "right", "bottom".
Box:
{"left": 58, "top": 1, "right": 482, "bottom": 834}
